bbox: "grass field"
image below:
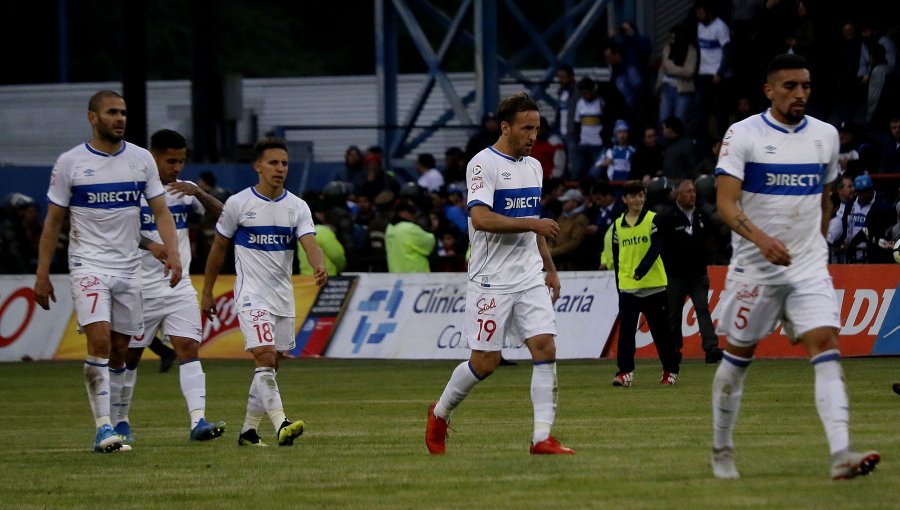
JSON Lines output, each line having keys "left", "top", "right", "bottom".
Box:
{"left": 1, "top": 357, "right": 898, "bottom": 509}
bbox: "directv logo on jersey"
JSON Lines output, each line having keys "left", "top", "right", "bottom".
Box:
{"left": 248, "top": 233, "right": 294, "bottom": 246}
{"left": 764, "top": 173, "right": 821, "bottom": 186}
{"left": 86, "top": 190, "right": 141, "bottom": 204}
{"left": 504, "top": 196, "right": 539, "bottom": 210}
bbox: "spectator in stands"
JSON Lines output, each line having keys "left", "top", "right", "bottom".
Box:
{"left": 830, "top": 21, "right": 865, "bottom": 126}
{"left": 548, "top": 188, "right": 589, "bottom": 271}
{"left": 594, "top": 119, "right": 635, "bottom": 182}
{"left": 858, "top": 20, "right": 897, "bottom": 79}
{"left": 694, "top": 0, "right": 732, "bottom": 141}
{"left": 841, "top": 174, "right": 895, "bottom": 263}
{"left": 0, "top": 193, "right": 41, "bottom": 273}
{"left": 555, "top": 64, "right": 580, "bottom": 175}
{"left": 838, "top": 122, "right": 861, "bottom": 173}
{"left": 631, "top": 126, "right": 664, "bottom": 182}
{"left": 659, "top": 179, "right": 722, "bottom": 364}
{"left": 865, "top": 43, "right": 894, "bottom": 129}
{"left": 433, "top": 228, "right": 467, "bottom": 272}
{"left": 540, "top": 177, "right": 566, "bottom": 220}
{"left": 431, "top": 187, "right": 467, "bottom": 236}
{"left": 385, "top": 200, "right": 435, "bottom": 273}
{"left": 361, "top": 190, "right": 395, "bottom": 272}
{"left": 338, "top": 145, "right": 365, "bottom": 189}
{"left": 656, "top": 22, "right": 697, "bottom": 130}
{"left": 443, "top": 146, "right": 467, "bottom": 186}
{"left": 532, "top": 116, "right": 566, "bottom": 179}
{"left": 357, "top": 146, "right": 400, "bottom": 200}
{"left": 582, "top": 181, "right": 624, "bottom": 269}
{"left": 572, "top": 77, "right": 607, "bottom": 180}
{"left": 694, "top": 137, "right": 722, "bottom": 176}
{"left": 604, "top": 41, "right": 644, "bottom": 123}
{"left": 662, "top": 116, "right": 698, "bottom": 183}
{"left": 883, "top": 201, "right": 900, "bottom": 244}
{"left": 197, "top": 171, "right": 232, "bottom": 203}
{"left": 415, "top": 153, "right": 445, "bottom": 193}
{"left": 881, "top": 116, "right": 900, "bottom": 174}
{"left": 827, "top": 174, "right": 857, "bottom": 263}
{"left": 465, "top": 112, "right": 500, "bottom": 163}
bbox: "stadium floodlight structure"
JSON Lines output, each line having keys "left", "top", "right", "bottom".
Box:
{"left": 374, "top": 0, "right": 611, "bottom": 168}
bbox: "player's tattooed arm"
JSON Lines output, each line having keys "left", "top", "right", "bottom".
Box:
{"left": 733, "top": 213, "right": 753, "bottom": 236}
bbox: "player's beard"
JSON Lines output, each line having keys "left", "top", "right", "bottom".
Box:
{"left": 782, "top": 104, "right": 806, "bottom": 124}
{"left": 97, "top": 123, "right": 125, "bottom": 144}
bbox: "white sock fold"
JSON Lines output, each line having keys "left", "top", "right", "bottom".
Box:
{"left": 242, "top": 376, "right": 266, "bottom": 433}
{"left": 531, "top": 361, "right": 557, "bottom": 444}
{"left": 712, "top": 351, "right": 751, "bottom": 450}
{"left": 811, "top": 349, "right": 850, "bottom": 455}
{"left": 108, "top": 366, "right": 125, "bottom": 424}
{"left": 253, "top": 367, "right": 287, "bottom": 431}
{"left": 179, "top": 360, "right": 207, "bottom": 429}
{"left": 434, "top": 361, "right": 482, "bottom": 419}
{"left": 84, "top": 356, "right": 112, "bottom": 428}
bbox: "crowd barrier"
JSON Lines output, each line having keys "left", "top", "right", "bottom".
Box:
{"left": 1, "top": 265, "right": 898, "bottom": 362}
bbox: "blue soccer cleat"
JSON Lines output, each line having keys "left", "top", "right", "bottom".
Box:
{"left": 114, "top": 421, "right": 133, "bottom": 444}
{"left": 94, "top": 424, "right": 124, "bottom": 453}
{"left": 190, "top": 418, "right": 226, "bottom": 441}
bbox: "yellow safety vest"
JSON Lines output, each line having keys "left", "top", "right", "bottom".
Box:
{"left": 615, "top": 211, "right": 667, "bottom": 290}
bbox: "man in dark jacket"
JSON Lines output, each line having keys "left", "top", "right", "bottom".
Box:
{"left": 659, "top": 179, "right": 722, "bottom": 363}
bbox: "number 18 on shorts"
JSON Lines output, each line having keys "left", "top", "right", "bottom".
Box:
{"left": 238, "top": 309, "right": 296, "bottom": 352}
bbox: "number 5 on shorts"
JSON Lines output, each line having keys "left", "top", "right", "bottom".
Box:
{"left": 734, "top": 306, "right": 750, "bottom": 330}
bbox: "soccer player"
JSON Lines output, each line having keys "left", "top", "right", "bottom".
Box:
{"left": 712, "top": 54, "right": 879, "bottom": 480}
{"left": 425, "top": 92, "right": 574, "bottom": 455}
{"left": 33, "top": 90, "right": 182, "bottom": 453}
{"left": 109, "top": 129, "right": 226, "bottom": 443}
{"left": 201, "top": 137, "right": 327, "bottom": 447}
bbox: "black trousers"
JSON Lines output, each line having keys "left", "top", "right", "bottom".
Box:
{"left": 616, "top": 290, "right": 680, "bottom": 374}
{"left": 667, "top": 273, "right": 720, "bottom": 357}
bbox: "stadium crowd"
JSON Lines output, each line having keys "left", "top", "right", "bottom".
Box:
{"left": 2, "top": 1, "right": 900, "bottom": 275}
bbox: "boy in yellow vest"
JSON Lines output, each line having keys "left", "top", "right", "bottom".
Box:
{"left": 611, "top": 180, "right": 681, "bottom": 386}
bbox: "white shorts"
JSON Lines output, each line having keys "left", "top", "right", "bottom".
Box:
{"left": 716, "top": 276, "right": 841, "bottom": 346}
{"left": 238, "top": 309, "right": 295, "bottom": 352}
{"left": 130, "top": 293, "right": 202, "bottom": 348}
{"left": 70, "top": 271, "right": 144, "bottom": 336}
{"left": 465, "top": 285, "right": 557, "bottom": 352}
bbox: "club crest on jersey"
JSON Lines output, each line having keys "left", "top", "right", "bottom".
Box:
{"left": 288, "top": 208, "right": 296, "bottom": 223}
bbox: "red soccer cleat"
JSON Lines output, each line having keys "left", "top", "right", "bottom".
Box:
{"left": 425, "top": 402, "right": 448, "bottom": 454}
{"left": 530, "top": 436, "right": 575, "bottom": 455}
{"left": 660, "top": 371, "right": 678, "bottom": 385}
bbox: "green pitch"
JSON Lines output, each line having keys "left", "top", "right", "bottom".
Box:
{"left": 1, "top": 358, "right": 898, "bottom": 509}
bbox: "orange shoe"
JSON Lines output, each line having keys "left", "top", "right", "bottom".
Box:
{"left": 425, "top": 402, "right": 448, "bottom": 454}
{"left": 530, "top": 436, "right": 575, "bottom": 455}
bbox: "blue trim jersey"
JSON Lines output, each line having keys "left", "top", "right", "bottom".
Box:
{"left": 47, "top": 142, "right": 165, "bottom": 277}
{"left": 215, "top": 187, "right": 316, "bottom": 316}
{"left": 139, "top": 181, "right": 204, "bottom": 298}
{"left": 466, "top": 146, "right": 545, "bottom": 293}
{"left": 715, "top": 110, "right": 839, "bottom": 284}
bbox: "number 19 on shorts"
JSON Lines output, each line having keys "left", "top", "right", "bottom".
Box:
{"left": 476, "top": 318, "right": 496, "bottom": 342}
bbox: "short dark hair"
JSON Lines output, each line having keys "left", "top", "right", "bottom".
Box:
{"left": 417, "top": 153, "right": 436, "bottom": 168}
{"left": 766, "top": 53, "right": 809, "bottom": 78}
{"left": 496, "top": 92, "right": 540, "bottom": 126}
{"left": 558, "top": 64, "right": 574, "bottom": 76}
{"left": 577, "top": 77, "right": 595, "bottom": 91}
{"left": 88, "top": 90, "right": 123, "bottom": 113}
{"left": 663, "top": 116, "right": 685, "bottom": 136}
{"left": 199, "top": 171, "right": 216, "bottom": 186}
{"left": 150, "top": 129, "right": 187, "bottom": 152}
{"left": 252, "top": 137, "right": 288, "bottom": 161}
{"left": 591, "top": 181, "right": 613, "bottom": 196}
{"left": 622, "top": 180, "right": 645, "bottom": 196}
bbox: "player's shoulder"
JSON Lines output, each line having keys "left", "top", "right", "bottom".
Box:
{"left": 224, "top": 187, "right": 254, "bottom": 206}
{"left": 55, "top": 143, "right": 90, "bottom": 167}
{"left": 802, "top": 115, "right": 838, "bottom": 136}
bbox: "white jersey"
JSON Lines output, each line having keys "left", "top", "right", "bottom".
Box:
{"left": 466, "top": 146, "right": 545, "bottom": 294}
{"left": 215, "top": 187, "right": 315, "bottom": 316}
{"left": 47, "top": 141, "right": 165, "bottom": 277}
{"left": 697, "top": 17, "right": 730, "bottom": 76}
{"left": 139, "top": 181, "right": 204, "bottom": 298}
{"left": 715, "top": 110, "right": 839, "bottom": 284}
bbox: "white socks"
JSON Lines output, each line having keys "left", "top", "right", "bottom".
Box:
{"left": 252, "top": 367, "right": 287, "bottom": 431}
{"left": 242, "top": 375, "right": 266, "bottom": 433}
{"left": 711, "top": 351, "right": 751, "bottom": 450}
{"left": 434, "top": 362, "right": 483, "bottom": 419}
{"left": 84, "top": 356, "right": 112, "bottom": 428}
{"left": 179, "top": 360, "right": 207, "bottom": 429}
{"left": 811, "top": 349, "right": 850, "bottom": 455}
{"left": 108, "top": 366, "right": 126, "bottom": 424}
{"left": 531, "top": 361, "right": 557, "bottom": 444}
